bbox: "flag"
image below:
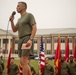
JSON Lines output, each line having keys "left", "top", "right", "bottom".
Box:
{"left": 6, "top": 43, "right": 12, "bottom": 74}
{"left": 65, "top": 37, "right": 69, "bottom": 62}
{"left": 39, "top": 36, "right": 45, "bottom": 75}
{"left": 19, "top": 63, "right": 23, "bottom": 75}
{"left": 74, "top": 44, "right": 76, "bottom": 61}
{"left": 54, "top": 36, "right": 61, "bottom": 75}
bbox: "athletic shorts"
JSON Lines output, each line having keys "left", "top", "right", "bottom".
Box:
{"left": 18, "top": 35, "right": 34, "bottom": 58}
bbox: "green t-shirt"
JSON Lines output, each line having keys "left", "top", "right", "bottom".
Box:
{"left": 0, "top": 65, "right": 2, "bottom": 73}
{"left": 30, "top": 65, "right": 36, "bottom": 75}
{"left": 60, "top": 62, "right": 69, "bottom": 75}
{"left": 16, "top": 13, "right": 36, "bottom": 38}
{"left": 44, "top": 64, "right": 54, "bottom": 75}
{"left": 69, "top": 62, "right": 76, "bottom": 75}
{"left": 9, "top": 64, "right": 18, "bottom": 75}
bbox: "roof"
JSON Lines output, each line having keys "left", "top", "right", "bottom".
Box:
{"left": 0, "top": 28, "right": 13, "bottom": 36}
{"left": 0, "top": 28, "right": 76, "bottom": 36}
{"left": 36, "top": 28, "right": 76, "bottom": 35}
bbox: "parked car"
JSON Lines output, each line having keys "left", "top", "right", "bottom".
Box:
{"left": 34, "top": 56, "right": 39, "bottom": 60}
{"left": 34, "top": 55, "right": 55, "bottom": 60}
{"left": 30, "top": 54, "right": 38, "bottom": 59}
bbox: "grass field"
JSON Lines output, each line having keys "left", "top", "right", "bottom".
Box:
{"left": 4, "top": 59, "right": 55, "bottom": 75}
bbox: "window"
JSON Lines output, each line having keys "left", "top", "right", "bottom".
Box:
{"left": 54, "top": 50, "right": 65, "bottom": 54}
{"left": 61, "top": 50, "right": 65, "bottom": 54}
{"left": 15, "top": 40, "right": 18, "bottom": 44}
{"left": 54, "top": 38, "right": 58, "bottom": 43}
{"left": 47, "top": 38, "right": 51, "bottom": 43}
{"left": 70, "top": 50, "right": 72, "bottom": 54}
{"left": 3, "top": 39, "right": 8, "bottom": 43}
{"left": 47, "top": 50, "right": 51, "bottom": 54}
{"left": 3, "top": 50, "right": 8, "bottom": 54}
{"left": 69, "top": 38, "right": 72, "bottom": 43}
{"left": 43, "top": 38, "right": 45, "bottom": 43}
{"left": 14, "top": 50, "right": 18, "bottom": 54}
{"left": 54, "top": 50, "right": 56, "bottom": 54}
{"left": 34, "top": 39, "right": 37, "bottom": 43}
{"left": 61, "top": 38, "right": 65, "bottom": 43}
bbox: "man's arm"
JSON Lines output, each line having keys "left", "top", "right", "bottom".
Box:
{"left": 30, "top": 24, "right": 37, "bottom": 39}
{"left": 10, "top": 21, "right": 18, "bottom": 32}
{"left": 26, "top": 24, "right": 37, "bottom": 47}
{"left": 24, "top": 24, "right": 37, "bottom": 47}
{"left": 10, "top": 15, "right": 18, "bottom": 32}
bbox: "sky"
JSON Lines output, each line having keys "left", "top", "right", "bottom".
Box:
{"left": 0, "top": 0, "right": 76, "bottom": 30}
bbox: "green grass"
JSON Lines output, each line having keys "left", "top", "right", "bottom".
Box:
{"left": 3, "top": 59, "right": 54, "bottom": 75}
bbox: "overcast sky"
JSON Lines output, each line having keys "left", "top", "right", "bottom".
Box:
{"left": 0, "top": 0, "right": 76, "bottom": 30}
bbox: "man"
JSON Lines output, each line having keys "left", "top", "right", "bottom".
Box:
{"left": 0, "top": 57, "right": 4, "bottom": 75}
{"left": 28, "top": 59, "right": 36, "bottom": 75}
{"left": 69, "top": 56, "right": 76, "bottom": 75}
{"left": 10, "top": 1, "right": 37, "bottom": 75}
{"left": 19, "top": 59, "right": 36, "bottom": 75}
{"left": 43, "top": 57, "right": 54, "bottom": 75}
{"left": 8, "top": 57, "right": 19, "bottom": 75}
{"left": 0, "top": 65, "right": 2, "bottom": 75}
{"left": 60, "top": 56, "right": 69, "bottom": 75}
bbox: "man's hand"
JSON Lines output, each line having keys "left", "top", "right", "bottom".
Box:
{"left": 26, "top": 39, "right": 32, "bottom": 47}
{"left": 21, "top": 40, "right": 32, "bottom": 49}
{"left": 9, "top": 15, "right": 14, "bottom": 22}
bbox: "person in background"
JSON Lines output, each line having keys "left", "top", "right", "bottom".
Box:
{"left": 0, "top": 56, "right": 4, "bottom": 62}
{"left": 8, "top": 57, "right": 19, "bottom": 75}
{"left": 27, "top": 59, "right": 36, "bottom": 75}
{"left": 69, "top": 56, "right": 76, "bottom": 75}
{"left": 10, "top": 1, "right": 37, "bottom": 75}
{"left": 0, "top": 56, "right": 4, "bottom": 75}
{"left": 60, "top": 56, "right": 69, "bottom": 75}
{"left": 43, "top": 57, "right": 54, "bottom": 75}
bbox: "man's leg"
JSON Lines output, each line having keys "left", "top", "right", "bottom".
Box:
{"left": 20, "top": 55, "right": 32, "bottom": 75}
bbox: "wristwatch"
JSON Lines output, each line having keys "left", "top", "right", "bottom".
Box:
{"left": 29, "top": 38, "right": 33, "bottom": 41}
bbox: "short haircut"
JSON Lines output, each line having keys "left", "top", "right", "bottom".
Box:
{"left": 18, "top": 1, "right": 27, "bottom": 9}
{"left": 11, "top": 57, "right": 14, "bottom": 60}
{"left": 45, "top": 57, "right": 49, "bottom": 60}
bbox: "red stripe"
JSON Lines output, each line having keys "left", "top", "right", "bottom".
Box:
{"left": 40, "top": 59, "right": 45, "bottom": 62}
{"left": 40, "top": 54, "right": 45, "bottom": 57}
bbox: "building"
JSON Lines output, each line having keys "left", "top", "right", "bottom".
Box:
{"left": 0, "top": 28, "right": 76, "bottom": 57}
